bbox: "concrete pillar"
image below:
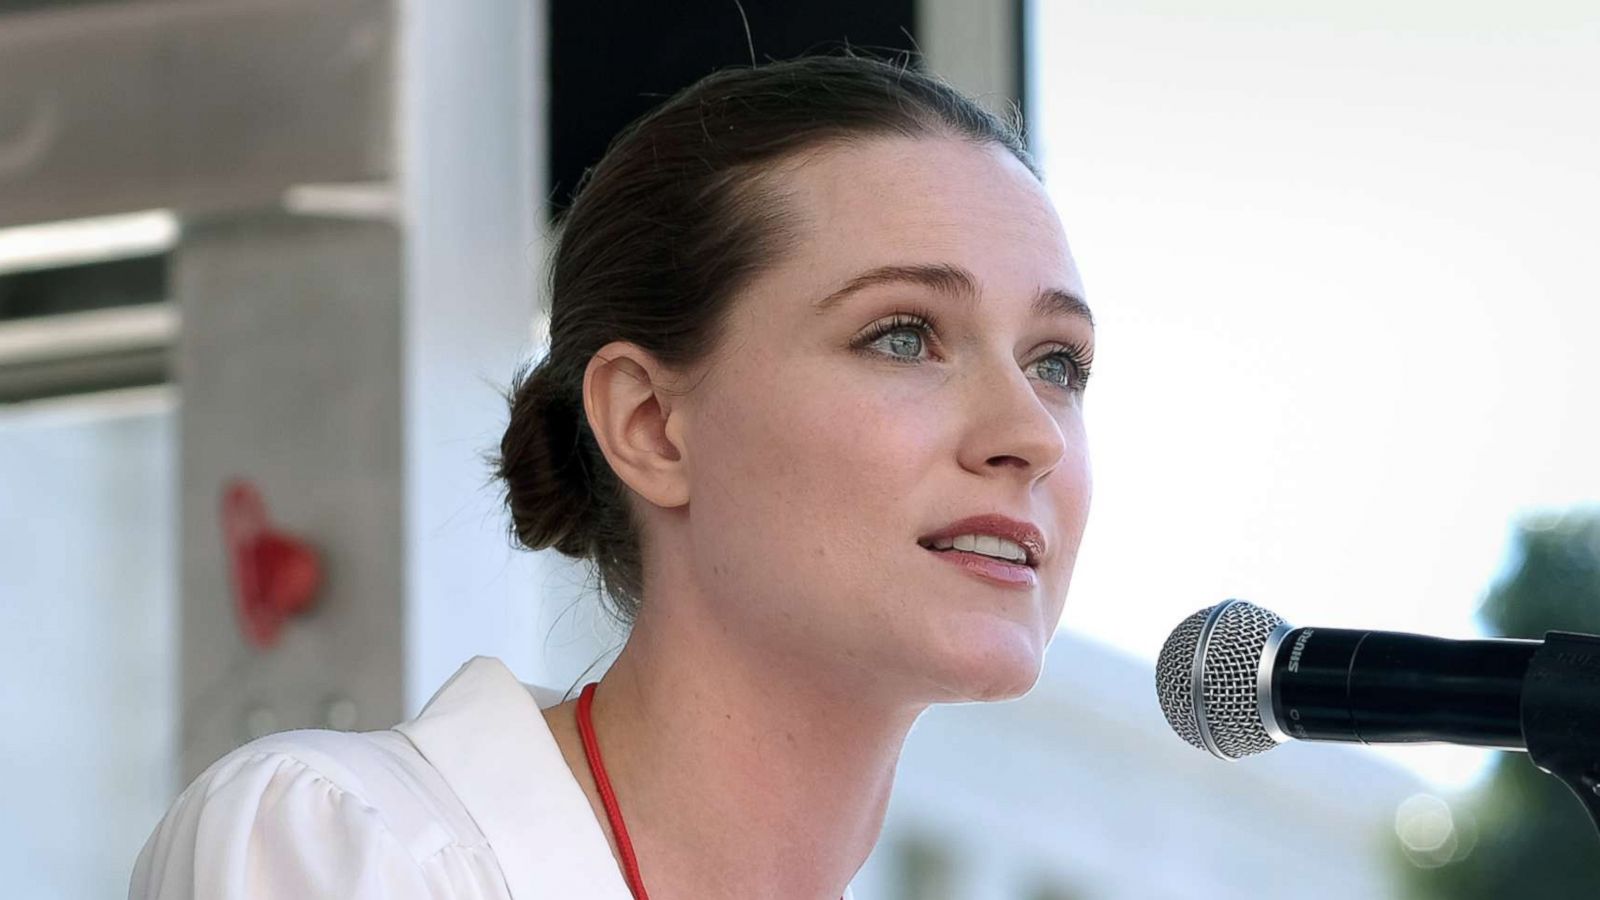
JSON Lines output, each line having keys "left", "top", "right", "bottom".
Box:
{"left": 174, "top": 214, "right": 406, "bottom": 778}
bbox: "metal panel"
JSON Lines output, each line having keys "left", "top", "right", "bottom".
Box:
{"left": 0, "top": 0, "right": 392, "bottom": 229}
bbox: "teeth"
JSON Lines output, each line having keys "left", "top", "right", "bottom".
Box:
{"left": 929, "top": 534, "right": 1028, "bottom": 564}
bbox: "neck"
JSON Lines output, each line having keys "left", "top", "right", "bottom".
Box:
{"left": 566, "top": 595, "right": 922, "bottom": 900}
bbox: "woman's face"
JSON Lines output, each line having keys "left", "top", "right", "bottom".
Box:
{"left": 670, "top": 135, "right": 1092, "bottom": 706}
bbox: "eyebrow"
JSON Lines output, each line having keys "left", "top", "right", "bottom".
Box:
{"left": 812, "top": 263, "right": 1095, "bottom": 329}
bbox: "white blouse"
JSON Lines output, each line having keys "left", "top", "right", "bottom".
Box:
{"left": 129, "top": 656, "right": 858, "bottom": 899}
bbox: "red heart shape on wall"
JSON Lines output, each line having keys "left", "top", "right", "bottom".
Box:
{"left": 221, "top": 479, "right": 322, "bottom": 649}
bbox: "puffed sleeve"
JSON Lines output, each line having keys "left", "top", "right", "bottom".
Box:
{"left": 129, "top": 749, "right": 447, "bottom": 900}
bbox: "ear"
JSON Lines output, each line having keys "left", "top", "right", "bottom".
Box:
{"left": 582, "top": 341, "right": 690, "bottom": 509}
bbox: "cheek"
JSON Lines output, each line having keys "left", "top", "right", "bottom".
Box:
{"left": 1044, "top": 423, "right": 1093, "bottom": 594}
{"left": 689, "top": 366, "right": 940, "bottom": 586}
{"left": 1054, "top": 415, "right": 1092, "bottom": 506}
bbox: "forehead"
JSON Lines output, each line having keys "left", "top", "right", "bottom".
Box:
{"left": 761, "top": 136, "right": 1083, "bottom": 303}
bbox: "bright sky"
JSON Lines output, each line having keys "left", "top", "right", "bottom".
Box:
{"left": 1031, "top": 0, "right": 1600, "bottom": 789}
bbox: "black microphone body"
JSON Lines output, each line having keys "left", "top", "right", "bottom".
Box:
{"left": 1267, "top": 627, "right": 1540, "bottom": 750}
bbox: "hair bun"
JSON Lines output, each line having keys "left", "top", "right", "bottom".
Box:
{"left": 497, "top": 361, "right": 592, "bottom": 557}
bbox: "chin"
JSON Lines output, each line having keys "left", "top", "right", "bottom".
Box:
{"left": 922, "top": 618, "right": 1048, "bottom": 703}
{"left": 958, "top": 663, "right": 1045, "bottom": 703}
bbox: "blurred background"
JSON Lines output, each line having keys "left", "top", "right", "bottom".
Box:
{"left": 2, "top": 1, "right": 1597, "bottom": 897}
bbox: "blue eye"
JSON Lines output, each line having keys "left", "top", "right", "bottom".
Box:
{"left": 1035, "top": 355, "right": 1072, "bottom": 387}
{"left": 1030, "top": 342, "right": 1094, "bottom": 389}
{"left": 851, "top": 312, "right": 934, "bottom": 360}
{"left": 883, "top": 323, "right": 934, "bottom": 355}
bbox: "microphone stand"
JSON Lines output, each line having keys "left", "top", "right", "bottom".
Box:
{"left": 1521, "top": 631, "right": 1600, "bottom": 841}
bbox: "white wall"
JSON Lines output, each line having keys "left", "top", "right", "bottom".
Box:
{"left": 399, "top": 0, "right": 552, "bottom": 714}
{"left": 0, "top": 388, "right": 177, "bottom": 899}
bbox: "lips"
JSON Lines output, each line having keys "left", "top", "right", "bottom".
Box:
{"left": 917, "top": 514, "right": 1046, "bottom": 568}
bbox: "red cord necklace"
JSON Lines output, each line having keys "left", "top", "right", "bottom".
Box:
{"left": 576, "top": 681, "right": 653, "bottom": 899}
{"left": 574, "top": 681, "right": 845, "bottom": 900}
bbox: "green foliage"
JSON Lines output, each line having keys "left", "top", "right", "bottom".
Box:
{"left": 1402, "top": 507, "right": 1600, "bottom": 898}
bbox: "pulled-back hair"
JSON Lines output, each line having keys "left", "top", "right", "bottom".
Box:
{"left": 493, "top": 51, "right": 1037, "bottom": 627}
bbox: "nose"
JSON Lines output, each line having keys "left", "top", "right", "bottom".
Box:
{"left": 955, "top": 357, "right": 1069, "bottom": 486}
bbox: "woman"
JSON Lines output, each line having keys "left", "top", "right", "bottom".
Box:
{"left": 130, "top": 52, "right": 1093, "bottom": 899}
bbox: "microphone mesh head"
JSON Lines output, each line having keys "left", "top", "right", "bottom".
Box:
{"left": 1155, "top": 599, "right": 1286, "bottom": 760}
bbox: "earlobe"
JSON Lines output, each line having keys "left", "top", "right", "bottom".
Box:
{"left": 582, "top": 341, "right": 690, "bottom": 509}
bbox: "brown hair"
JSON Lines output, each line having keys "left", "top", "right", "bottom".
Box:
{"left": 493, "top": 51, "right": 1037, "bottom": 627}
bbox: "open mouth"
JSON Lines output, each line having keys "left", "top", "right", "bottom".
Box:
{"left": 915, "top": 515, "right": 1046, "bottom": 576}
{"left": 917, "top": 536, "right": 1036, "bottom": 569}
{"left": 917, "top": 541, "right": 1039, "bottom": 587}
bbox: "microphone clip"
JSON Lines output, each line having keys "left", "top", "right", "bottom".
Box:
{"left": 1522, "top": 630, "right": 1600, "bottom": 841}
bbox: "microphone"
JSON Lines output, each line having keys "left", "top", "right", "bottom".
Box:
{"left": 1156, "top": 599, "right": 1600, "bottom": 841}
{"left": 1155, "top": 599, "right": 1542, "bottom": 761}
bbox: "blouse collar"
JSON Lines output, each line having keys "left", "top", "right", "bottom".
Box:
{"left": 394, "top": 655, "right": 634, "bottom": 899}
